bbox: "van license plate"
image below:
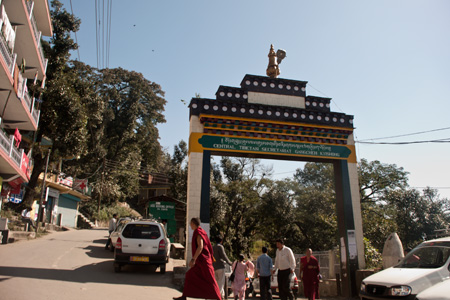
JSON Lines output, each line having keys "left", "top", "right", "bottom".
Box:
{"left": 131, "top": 256, "right": 149, "bottom": 262}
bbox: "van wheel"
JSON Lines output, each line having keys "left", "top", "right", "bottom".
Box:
{"left": 114, "top": 263, "right": 121, "bottom": 273}
{"left": 160, "top": 264, "right": 166, "bottom": 274}
{"left": 109, "top": 244, "right": 114, "bottom": 252}
{"left": 252, "top": 291, "right": 257, "bottom": 298}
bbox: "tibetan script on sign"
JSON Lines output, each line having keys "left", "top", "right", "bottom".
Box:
{"left": 198, "top": 135, "right": 351, "bottom": 159}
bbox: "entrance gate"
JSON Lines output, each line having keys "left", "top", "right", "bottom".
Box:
{"left": 186, "top": 57, "right": 364, "bottom": 297}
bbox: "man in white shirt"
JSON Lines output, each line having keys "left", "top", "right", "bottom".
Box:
{"left": 21, "top": 207, "right": 36, "bottom": 231}
{"left": 105, "top": 214, "right": 117, "bottom": 250}
{"left": 273, "top": 238, "right": 296, "bottom": 300}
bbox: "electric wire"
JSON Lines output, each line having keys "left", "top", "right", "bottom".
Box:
{"left": 94, "top": 0, "right": 99, "bottom": 68}
{"left": 94, "top": 0, "right": 113, "bottom": 69}
{"left": 307, "top": 83, "right": 344, "bottom": 113}
{"left": 102, "top": 0, "right": 105, "bottom": 68}
{"left": 107, "top": 0, "right": 112, "bottom": 67}
{"left": 358, "top": 126, "right": 450, "bottom": 142}
{"left": 357, "top": 137, "right": 450, "bottom": 145}
{"left": 69, "top": 0, "right": 80, "bottom": 61}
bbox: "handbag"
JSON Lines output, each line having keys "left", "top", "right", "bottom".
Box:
{"left": 229, "top": 261, "right": 238, "bottom": 282}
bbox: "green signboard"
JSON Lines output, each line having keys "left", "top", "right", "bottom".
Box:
{"left": 148, "top": 201, "right": 176, "bottom": 241}
{"left": 198, "top": 135, "right": 351, "bottom": 159}
{"left": 149, "top": 201, "right": 175, "bottom": 219}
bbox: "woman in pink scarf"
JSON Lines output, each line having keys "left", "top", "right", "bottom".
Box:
{"left": 231, "top": 254, "right": 255, "bottom": 300}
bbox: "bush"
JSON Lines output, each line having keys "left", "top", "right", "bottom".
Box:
{"left": 364, "top": 237, "right": 382, "bottom": 269}
{"left": 79, "top": 201, "right": 140, "bottom": 224}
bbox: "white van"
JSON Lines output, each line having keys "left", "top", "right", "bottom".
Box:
{"left": 360, "top": 237, "right": 450, "bottom": 300}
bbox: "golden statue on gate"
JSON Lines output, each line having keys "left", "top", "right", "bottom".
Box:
{"left": 266, "top": 44, "right": 286, "bottom": 79}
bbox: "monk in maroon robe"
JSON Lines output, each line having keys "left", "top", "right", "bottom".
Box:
{"left": 300, "top": 248, "right": 320, "bottom": 300}
{"left": 174, "top": 218, "right": 221, "bottom": 300}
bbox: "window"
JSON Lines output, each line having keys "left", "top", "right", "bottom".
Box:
{"left": 122, "top": 224, "right": 161, "bottom": 239}
{"left": 396, "top": 246, "right": 450, "bottom": 269}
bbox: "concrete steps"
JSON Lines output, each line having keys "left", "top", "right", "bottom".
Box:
{"left": 77, "top": 213, "right": 96, "bottom": 229}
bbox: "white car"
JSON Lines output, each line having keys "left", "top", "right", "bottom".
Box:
{"left": 113, "top": 220, "right": 171, "bottom": 274}
{"left": 109, "top": 217, "right": 132, "bottom": 251}
{"left": 416, "top": 280, "right": 450, "bottom": 300}
{"left": 360, "top": 237, "right": 450, "bottom": 300}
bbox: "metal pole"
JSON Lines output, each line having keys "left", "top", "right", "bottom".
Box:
{"left": 36, "top": 149, "right": 51, "bottom": 233}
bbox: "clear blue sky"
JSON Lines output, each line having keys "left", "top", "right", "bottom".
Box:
{"left": 60, "top": 0, "right": 450, "bottom": 198}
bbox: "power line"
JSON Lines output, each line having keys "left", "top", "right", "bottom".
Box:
{"left": 358, "top": 126, "right": 450, "bottom": 142}
{"left": 307, "top": 83, "right": 344, "bottom": 113}
{"left": 107, "top": 0, "right": 112, "bottom": 67}
{"left": 94, "top": 0, "right": 113, "bottom": 69}
{"left": 357, "top": 137, "right": 450, "bottom": 145}
{"left": 69, "top": 0, "right": 80, "bottom": 61}
{"left": 102, "top": 0, "right": 105, "bottom": 68}
{"left": 94, "top": 0, "right": 99, "bottom": 68}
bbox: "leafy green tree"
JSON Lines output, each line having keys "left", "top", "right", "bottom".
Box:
{"left": 257, "top": 179, "right": 303, "bottom": 254}
{"left": 23, "top": 0, "right": 88, "bottom": 206}
{"left": 168, "top": 140, "right": 188, "bottom": 202}
{"left": 66, "top": 67, "right": 167, "bottom": 217}
{"left": 210, "top": 157, "right": 267, "bottom": 257}
{"left": 358, "top": 158, "right": 409, "bottom": 204}
{"left": 386, "top": 188, "right": 450, "bottom": 249}
{"left": 292, "top": 163, "right": 338, "bottom": 251}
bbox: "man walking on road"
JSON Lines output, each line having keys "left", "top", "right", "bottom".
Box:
{"left": 256, "top": 246, "right": 273, "bottom": 300}
{"left": 105, "top": 213, "right": 117, "bottom": 250}
{"left": 213, "top": 235, "right": 232, "bottom": 298}
{"left": 273, "top": 238, "right": 296, "bottom": 300}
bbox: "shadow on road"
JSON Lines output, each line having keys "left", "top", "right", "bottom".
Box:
{"left": 82, "top": 245, "right": 114, "bottom": 259}
{"left": 92, "top": 238, "right": 108, "bottom": 245}
{"left": 0, "top": 262, "right": 173, "bottom": 287}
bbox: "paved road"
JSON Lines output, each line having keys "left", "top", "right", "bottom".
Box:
{"left": 0, "top": 228, "right": 183, "bottom": 300}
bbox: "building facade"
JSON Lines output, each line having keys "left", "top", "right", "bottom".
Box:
{"left": 0, "top": 0, "right": 52, "bottom": 199}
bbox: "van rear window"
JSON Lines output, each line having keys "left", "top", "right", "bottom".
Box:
{"left": 122, "top": 224, "right": 161, "bottom": 239}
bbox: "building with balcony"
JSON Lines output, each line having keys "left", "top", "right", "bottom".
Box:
{"left": 0, "top": 0, "right": 52, "bottom": 196}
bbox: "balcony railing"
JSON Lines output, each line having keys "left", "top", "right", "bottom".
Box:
{"left": 0, "top": 31, "right": 16, "bottom": 77}
{"left": 10, "top": 142, "right": 22, "bottom": 166}
{"left": 31, "top": 104, "right": 40, "bottom": 125}
{"left": 23, "top": 87, "right": 32, "bottom": 109}
{"left": 37, "top": 41, "right": 46, "bottom": 70}
{"left": 0, "top": 129, "right": 24, "bottom": 168}
{"left": 26, "top": 1, "right": 41, "bottom": 45}
{"left": 0, "top": 129, "right": 10, "bottom": 153}
{"left": 26, "top": 0, "right": 46, "bottom": 70}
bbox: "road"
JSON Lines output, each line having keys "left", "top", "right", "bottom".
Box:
{"left": 0, "top": 228, "right": 183, "bottom": 300}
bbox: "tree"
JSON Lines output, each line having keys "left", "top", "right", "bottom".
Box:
{"left": 292, "top": 163, "right": 338, "bottom": 251}
{"left": 23, "top": 0, "right": 89, "bottom": 206}
{"left": 65, "top": 67, "right": 167, "bottom": 216}
{"left": 210, "top": 157, "right": 268, "bottom": 257}
{"left": 358, "top": 159, "right": 410, "bottom": 250}
{"left": 386, "top": 188, "right": 450, "bottom": 249}
{"left": 358, "top": 158, "right": 409, "bottom": 204}
{"left": 168, "top": 140, "right": 188, "bottom": 202}
{"left": 257, "top": 179, "right": 303, "bottom": 254}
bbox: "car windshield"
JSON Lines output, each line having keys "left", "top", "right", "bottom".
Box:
{"left": 122, "top": 224, "right": 161, "bottom": 239}
{"left": 396, "top": 245, "right": 450, "bottom": 268}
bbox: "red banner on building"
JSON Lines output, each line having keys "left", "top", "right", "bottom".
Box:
{"left": 21, "top": 152, "right": 30, "bottom": 179}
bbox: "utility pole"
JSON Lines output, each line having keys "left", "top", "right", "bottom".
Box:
{"left": 36, "top": 149, "right": 51, "bottom": 233}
